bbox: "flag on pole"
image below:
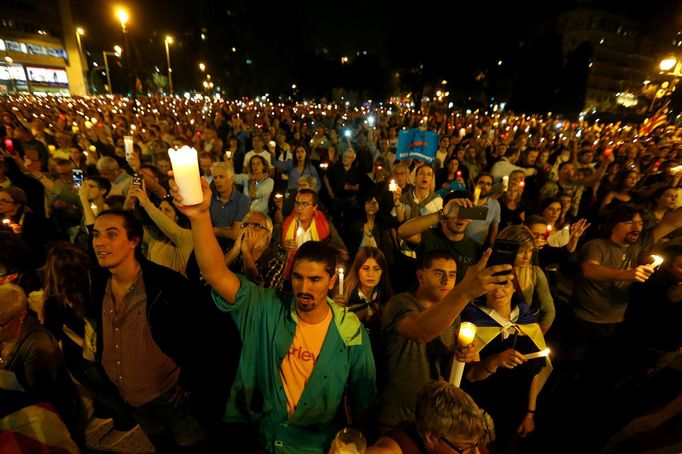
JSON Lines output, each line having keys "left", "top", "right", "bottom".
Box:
{"left": 396, "top": 129, "right": 439, "bottom": 163}
{"left": 640, "top": 103, "right": 669, "bottom": 136}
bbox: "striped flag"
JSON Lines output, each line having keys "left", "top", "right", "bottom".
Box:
{"left": 639, "top": 103, "right": 669, "bottom": 136}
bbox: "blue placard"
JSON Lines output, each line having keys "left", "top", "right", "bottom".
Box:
{"left": 396, "top": 129, "right": 439, "bottom": 163}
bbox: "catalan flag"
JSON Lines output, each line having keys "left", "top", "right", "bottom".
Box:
{"left": 639, "top": 103, "right": 669, "bottom": 137}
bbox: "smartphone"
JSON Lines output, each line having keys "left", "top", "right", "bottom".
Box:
{"left": 488, "top": 239, "right": 520, "bottom": 276}
{"left": 72, "top": 169, "right": 84, "bottom": 188}
{"left": 132, "top": 173, "right": 143, "bottom": 188}
{"left": 457, "top": 206, "right": 489, "bottom": 220}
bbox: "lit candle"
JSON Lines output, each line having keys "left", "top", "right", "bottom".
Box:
{"left": 275, "top": 193, "right": 283, "bottom": 200}
{"left": 2, "top": 219, "right": 10, "bottom": 226}
{"left": 456, "top": 170, "right": 462, "bottom": 179}
{"left": 449, "top": 322, "right": 477, "bottom": 388}
{"left": 225, "top": 151, "right": 232, "bottom": 160}
{"left": 519, "top": 180, "right": 526, "bottom": 190}
{"left": 650, "top": 255, "right": 664, "bottom": 269}
{"left": 90, "top": 202, "right": 98, "bottom": 215}
{"left": 124, "top": 136, "right": 134, "bottom": 160}
{"left": 319, "top": 162, "right": 329, "bottom": 169}
{"left": 502, "top": 175, "right": 509, "bottom": 192}
{"left": 459, "top": 127, "right": 466, "bottom": 137}
{"left": 524, "top": 348, "right": 550, "bottom": 360}
{"left": 473, "top": 186, "right": 481, "bottom": 205}
{"left": 457, "top": 322, "right": 477, "bottom": 346}
{"left": 168, "top": 146, "right": 203, "bottom": 205}
{"left": 545, "top": 224, "right": 552, "bottom": 240}
{"left": 389, "top": 179, "right": 398, "bottom": 192}
{"left": 337, "top": 267, "right": 344, "bottom": 295}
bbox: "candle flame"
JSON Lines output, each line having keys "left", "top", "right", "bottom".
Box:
{"left": 457, "top": 322, "right": 477, "bottom": 346}
{"left": 650, "top": 255, "right": 664, "bottom": 269}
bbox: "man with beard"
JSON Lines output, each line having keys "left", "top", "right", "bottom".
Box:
{"left": 171, "top": 177, "right": 375, "bottom": 454}
{"left": 464, "top": 173, "right": 500, "bottom": 246}
{"left": 397, "top": 191, "right": 481, "bottom": 282}
{"left": 569, "top": 204, "right": 682, "bottom": 362}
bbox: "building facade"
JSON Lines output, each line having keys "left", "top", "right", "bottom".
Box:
{"left": 0, "top": 0, "right": 85, "bottom": 95}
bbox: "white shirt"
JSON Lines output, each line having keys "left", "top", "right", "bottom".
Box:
{"left": 490, "top": 158, "right": 536, "bottom": 181}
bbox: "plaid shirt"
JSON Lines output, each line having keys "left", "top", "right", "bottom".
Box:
{"left": 101, "top": 271, "right": 180, "bottom": 407}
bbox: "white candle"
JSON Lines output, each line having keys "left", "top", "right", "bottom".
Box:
{"left": 337, "top": 267, "right": 344, "bottom": 295}
{"left": 650, "top": 255, "right": 664, "bottom": 269}
{"left": 124, "top": 135, "right": 134, "bottom": 160}
{"left": 502, "top": 175, "right": 509, "bottom": 192}
{"left": 473, "top": 186, "right": 481, "bottom": 205}
{"left": 524, "top": 348, "right": 550, "bottom": 360}
{"left": 545, "top": 224, "right": 552, "bottom": 239}
{"left": 90, "top": 202, "right": 98, "bottom": 215}
{"left": 225, "top": 151, "right": 232, "bottom": 160}
{"left": 450, "top": 322, "right": 477, "bottom": 387}
{"left": 275, "top": 193, "right": 283, "bottom": 199}
{"left": 168, "top": 146, "right": 203, "bottom": 205}
{"left": 389, "top": 179, "right": 398, "bottom": 192}
{"left": 2, "top": 219, "right": 10, "bottom": 226}
{"left": 459, "top": 127, "right": 466, "bottom": 137}
{"left": 457, "top": 322, "right": 477, "bottom": 346}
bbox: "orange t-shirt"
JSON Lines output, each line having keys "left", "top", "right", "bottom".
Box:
{"left": 279, "top": 308, "right": 333, "bottom": 416}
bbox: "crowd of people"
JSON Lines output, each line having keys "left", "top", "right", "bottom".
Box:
{"left": 0, "top": 93, "right": 680, "bottom": 453}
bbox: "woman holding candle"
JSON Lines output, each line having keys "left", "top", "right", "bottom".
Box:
{"left": 539, "top": 197, "right": 571, "bottom": 248}
{"left": 272, "top": 144, "right": 321, "bottom": 199}
{"left": 232, "top": 155, "right": 274, "bottom": 214}
{"left": 462, "top": 279, "right": 551, "bottom": 452}
{"left": 347, "top": 191, "right": 399, "bottom": 264}
{"left": 0, "top": 186, "right": 50, "bottom": 266}
{"left": 435, "top": 157, "right": 466, "bottom": 195}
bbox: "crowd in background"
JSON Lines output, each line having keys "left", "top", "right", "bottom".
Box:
{"left": 0, "top": 94, "right": 680, "bottom": 453}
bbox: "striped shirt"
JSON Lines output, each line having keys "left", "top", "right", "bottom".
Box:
{"left": 101, "top": 271, "right": 179, "bottom": 407}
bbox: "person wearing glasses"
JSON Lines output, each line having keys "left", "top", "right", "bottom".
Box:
{"left": 464, "top": 173, "right": 500, "bottom": 247}
{"left": 0, "top": 186, "right": 50, "bottom": 266}
{"left": 368, "top": 381, "right": 487, "bottom": 454}
{"left": 224, "top": 210, "right": 286, "bottom": 290}
{"left": 281, "top": 188, "right": 347, "bottom": 279}
{"left": 568, "top": 203, "right": 682, "bottom": 365}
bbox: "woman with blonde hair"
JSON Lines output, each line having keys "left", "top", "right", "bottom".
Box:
{"left": 496, "top": 224, "right": 555, "bottom": 333}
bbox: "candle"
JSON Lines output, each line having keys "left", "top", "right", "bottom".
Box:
{"left": 456, "top": 170, "right": 462, "bottom": 179}
{"left": 337, "top": 267, "right": 344, "bottom": 295}
{"left": 473, "top": 186, "right": 481, "bottom": 205}
{"left": 449, "top": 322, "right": 477, "bottom": 387}
{"left": 2, "top": 219, "right": 10, "bottom": 226}
{"left": 457, "top": 322, "right": 477, "bottom": 346}
{"left": 459, "top": 127, "right": 466, "bottom": 137}
{"left": 90, "top": 202, "right": 98, "bottom": 215}
{"left": 524, "top": 348, "right": 550, "bottom": 360}
{"left": 225, "top": 151, "right": 232, "bottom": 160}
{"left": 502, "top": 175, "right": 509, "bottom": 192}
{"left": 519, "top": 180, "right": 526, "bottom": 189}
{"left": 650, "top": 255, "right": 664, "bottom": 269}
{"left": 603, "top": 148, "right": 612, "bottom": 158}
{"left": 275, "top": 193, "right": 283, "bottom": 200}
{"left": 319, "top": 162, "right": 329, "bottom": 169}
{"left": 124, "top": 135, "right": 134, "bottom": 161}
{"left": 545, "top": 224, "right": 552, "bottom": 240}
{"left": 389, "top": 179, "right": 398, "bottom": 192}
{"left": 168, "top": 146, "right": 203, "bottom": 205}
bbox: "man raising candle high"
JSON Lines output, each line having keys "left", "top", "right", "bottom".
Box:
{"left": 170, "top": 175, "right": 376, "bottom": 454}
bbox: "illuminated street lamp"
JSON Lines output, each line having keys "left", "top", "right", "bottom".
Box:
{"left": 199, "top": 62, "right": 206, "bottom": 72}
{"left": 116, "top": 7, "right": 129, "bottom": 32}
{"left": 75, "top": 27, "right": 90, "bottom": 94}
{"left": 659, "top": 57, "right": 677, "bottom": 72}
{"left": 103, "top": 45, "right": 123, "bottom": 94}
{"left": 164, "top": 36, "right": 174, "bottom": 94}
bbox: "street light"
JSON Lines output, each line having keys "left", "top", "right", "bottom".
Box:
{"left": 75, "top": 27, "right": 89, "bottom": 94}
{"left": 115, "top": 7, "right": 129, "bottom": 32}
{"left": 164, "top": 36, "right": 174, "bottom": 95}
{"left": 659, "top": 57, "right": 677, "bottom": 72}
{"left": 103, "top": 45, "right": 122, "bottom": 94}
{"left": 199, "top": 62, "right": 206, "bottom": 72}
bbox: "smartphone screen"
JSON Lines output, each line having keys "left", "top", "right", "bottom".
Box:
{"left": 457, "top": 206, "right": 489, "bottom": 220}
{"left": 72, "top": 169, "right": 84, "bottom": 188}
{"left": 132, "top": 174, "right": 143, "bottom": 187}
{"left": 488, "top": 239, "right": 520, "bottom": 275}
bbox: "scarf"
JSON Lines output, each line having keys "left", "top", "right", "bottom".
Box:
{"left": 463, "top": 302, "right": 553, "bottom": 390}
{"left": 282, "top": 210, "right": 331, "bottom": 278}
{"left": 400, "top": 188, "right": 439, "bottom": 220}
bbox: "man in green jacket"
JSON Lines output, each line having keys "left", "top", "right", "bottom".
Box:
{"left": 172, "top": 177, "right": 376, "bottom": 454}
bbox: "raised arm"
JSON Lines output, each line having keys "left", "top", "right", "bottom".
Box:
{"left": 653, "top": 205, "right": 682, "bottom": 244}
{"left": 170, "top": 175, "right": 241, "bottom": 303}
{"left": 396, "top": 249, "right": 512, "bottom": 344}
{"left": 397, "top": 198, "right": 472, "bottom": 243}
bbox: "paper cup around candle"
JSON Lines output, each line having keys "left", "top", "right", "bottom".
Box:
{"left": 389, "top": 179, "right": 398, "bottom": 192}
{"left": 124, "top": 136, "right": 134, "bottom": 160}
{"left": 524, "top": 348, "right": 550, "bottom": 360}
{"left": 457, "top": 322, "right": 477, "bottom": 346}
{"left": 168, "top": 146, "right": 203, "bottom": 206}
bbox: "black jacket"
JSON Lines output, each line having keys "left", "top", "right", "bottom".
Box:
{"left": 89, "top": 257, "right": 214, "bottom": 392}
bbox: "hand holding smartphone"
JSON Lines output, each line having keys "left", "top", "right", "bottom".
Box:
{"left": 488, "top": 240, "right": 520, "bottom": 276}
{"left": 72, "top": 169, "right": 84, "bottom": 188}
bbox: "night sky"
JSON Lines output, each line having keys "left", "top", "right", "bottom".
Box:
{"left": 70, "top": 0, "right": 682, "bottom": 102}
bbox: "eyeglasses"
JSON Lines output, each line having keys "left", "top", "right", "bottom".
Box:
{"left": 0, "top": 199, "right": 16, "bottom": 205}
{"left": 440, "top": 436, "right": 480, "bottom": 454}
{"left": 294, "top": 201, "right": 312, "bottom": 208}
{"left": 240, "top": 221, "right": 269, "bottom": 232}
{"left": 0, "top": 313, "right": 19, "bottom": 332}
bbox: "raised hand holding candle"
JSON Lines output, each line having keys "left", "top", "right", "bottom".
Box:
{"left": 473, "top": 186, "right": 481, "bottom": 205}
{"left": 337, "top": 267, "right": 344, "bottom": 295}
{"left": 124, "top": 136, "right": 134, "bottom": 160}
{"left": 502, "top": 175, "right": 509, "bottom": 192}
{"left": 650, "top": 255, "right": 664, "bottom": 270}
{"left": 524, "top": 348, "right": 550, "bottom": 360}
{"left": 168, "top": 146, "right": 203, "bottom": 206}
{"left": 389, "top": 179, "right": 398, "bottom": 192}
{"left": 450, "top": 322, "right": 477, "bottom": 387}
